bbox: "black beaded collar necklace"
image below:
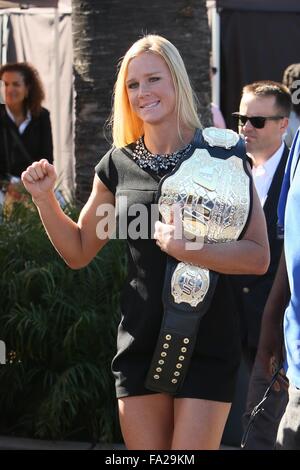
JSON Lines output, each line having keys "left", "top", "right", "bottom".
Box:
{"left": 132, "top": 136, "right": 192, "bottom": 175}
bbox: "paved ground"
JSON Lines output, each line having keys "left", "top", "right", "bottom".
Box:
{"left": 0, "top": 435, "right": 238, "bottom": 450}
{"left": 0, "top": 435, "right": 125, "bottom": 450}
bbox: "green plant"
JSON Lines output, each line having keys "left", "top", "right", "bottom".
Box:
{"left": 0, "top": 200, "right": 126, "bottom": 443}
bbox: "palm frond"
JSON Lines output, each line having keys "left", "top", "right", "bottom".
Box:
{"left": 0, "top": 200, "right": 126, "bottom": 442}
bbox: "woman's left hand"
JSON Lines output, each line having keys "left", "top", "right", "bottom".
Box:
{"left": 154, "top": 205, "right": 184, "bottom": 257}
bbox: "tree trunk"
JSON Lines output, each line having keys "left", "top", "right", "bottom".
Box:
{"left": 72, "top": 0, "right": 211, "bottom": 205}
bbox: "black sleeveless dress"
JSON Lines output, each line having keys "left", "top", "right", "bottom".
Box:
{"left": 95, "top": 130, "right": 247, "bottom": 402}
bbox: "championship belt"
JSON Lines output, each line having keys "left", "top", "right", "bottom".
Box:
{"left": 145, "top": 128, "right": 251, "bottom": 394}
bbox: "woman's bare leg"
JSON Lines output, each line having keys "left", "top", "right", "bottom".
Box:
{"left": 171, "top": 398, "right": 231, "bottom": 450}
{"left": 118, "top": 393, "right": 174, "bottom": 450}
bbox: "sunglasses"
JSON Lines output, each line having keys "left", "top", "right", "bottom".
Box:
{"left": 241, "top": 367, "right": 288, "bottom": 448}
{"left": 232, "top": 112, "right": 284, "bottom": 129}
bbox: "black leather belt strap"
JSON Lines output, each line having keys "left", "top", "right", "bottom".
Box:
{"left": 145, "top": 257, "right": 218, "bottom": 394}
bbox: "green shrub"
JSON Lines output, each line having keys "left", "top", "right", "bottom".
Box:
{"left": 0, "top": 200, "right": 126, "bottom": 443}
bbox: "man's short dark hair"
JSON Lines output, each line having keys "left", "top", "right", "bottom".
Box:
{"left": 242, "top": 80, "right": 291, "bottom": 117}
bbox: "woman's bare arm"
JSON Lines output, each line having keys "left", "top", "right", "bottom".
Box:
{"left": 22, "top": 160, "right": 115, "bottom": 269}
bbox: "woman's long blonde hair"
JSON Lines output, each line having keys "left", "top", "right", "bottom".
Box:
{"left": 111, "top": 34, "right": 201, "bottom": 148}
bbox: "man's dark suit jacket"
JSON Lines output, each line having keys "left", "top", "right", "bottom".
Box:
{"left": 231, "top": 144, "right": 289, "bottom": 361}
{"left": 0, "top": 103, "right": 53, "bottom": 179}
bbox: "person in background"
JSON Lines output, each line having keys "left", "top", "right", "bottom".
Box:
{"left": 211, "top": 101, "right": 226, "bottom": 129}
{"left": 231, "top": 81, "right": 291, "bottom": 449}
{"left": 0, "top": 62, "right": 53, "bottom": 186}
{"left": 210, "top": 64, "right": 226, "bottom": 128}
{"left": 282, "top": 63, "right": 300, "bottom": 147}
{"left": 21, "top": 35, "right": 269, "bottom": 450}
{"left": 257, "top": 126, "right": 300, "bottom": 450}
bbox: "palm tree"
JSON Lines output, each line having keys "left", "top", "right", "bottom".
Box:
{"left": 72, "top": 0, "right": 211, "bottom": 204}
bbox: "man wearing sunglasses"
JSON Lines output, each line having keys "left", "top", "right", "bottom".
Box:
{"left": 231, "top": 81, "right": 291, "bottom": 449}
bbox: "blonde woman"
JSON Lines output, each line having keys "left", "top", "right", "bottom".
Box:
{"left": 21, "top": 35, "right": 269, "bottom": 450}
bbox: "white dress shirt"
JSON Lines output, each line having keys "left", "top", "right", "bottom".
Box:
{"left": 252, "top": 142, "right": 285, "bottom": 207}
{"left": 5, "top": 105, "right": 31, "bottom": 134}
